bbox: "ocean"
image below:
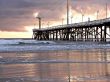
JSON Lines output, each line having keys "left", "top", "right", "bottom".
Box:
{"left": 0, "top": 39, "right": 110, "bottom": 52}
{"left": 0, "top": 39, "right": 110, "bottom": 82}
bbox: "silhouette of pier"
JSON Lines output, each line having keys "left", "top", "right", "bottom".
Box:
{"left": 33, "top": 18, "right": 110, "bottom": 42}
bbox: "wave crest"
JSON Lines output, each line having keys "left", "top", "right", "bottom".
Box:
{"left": 0, "top": 39, "right": 56, "bottom": 45}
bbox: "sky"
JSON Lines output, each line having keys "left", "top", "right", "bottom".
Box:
{"left": 0, "top": 0, "right": 110, "bottom": 38}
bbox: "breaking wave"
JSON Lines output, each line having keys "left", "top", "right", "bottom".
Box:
{"left": 0, "top": 39, "right": 55, "bottom": 45}
{"left": 0, "top": 39, "right": 110, "bottom": 52}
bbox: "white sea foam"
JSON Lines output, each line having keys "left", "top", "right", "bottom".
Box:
{"left": 0, "top": 39, "right": 56, "bottom": 45}
{"left": 0, "top": 39, "right": 110, "bottom": 52}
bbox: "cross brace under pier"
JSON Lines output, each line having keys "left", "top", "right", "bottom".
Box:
{"left": 33, "top": 18, "right": 110, "bottom": 42}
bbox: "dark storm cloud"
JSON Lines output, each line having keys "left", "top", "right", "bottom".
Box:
{"left": 0, "top": 0, "right": 110, "bottom": 32}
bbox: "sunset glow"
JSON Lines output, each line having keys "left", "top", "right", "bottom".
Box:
{"left": 25, "top": 25, "right": 35, "bottom": 32}
{"left": 0, "top": 31, "right": 33, "bottom": 38}
{"left": 0, "top": 0, "right": 110, "bottom": 38}
{"left": 33, "top": 12, "right": 39, "bottom": 18}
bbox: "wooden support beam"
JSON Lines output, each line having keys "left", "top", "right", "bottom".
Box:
{"left": 104, "top": 26, "right": 107, "bottom": 42}
{"left": 56, "top": 30, "right": 58, "bottom": 40}
{"left": 33, "top": 22, "right": 110, "bottom": 42}
{"left": 85, "top": 28, "right": 87, "bottom": 41}
{"left": 100, "top": 26, "right": 103, "bottom": 41}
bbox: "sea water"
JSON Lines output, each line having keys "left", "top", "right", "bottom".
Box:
{"left": 0, "top": 39, "right": 110, "bottom": 52}
{"left": 0, "top": 39, "right": 110, "bottom": 82}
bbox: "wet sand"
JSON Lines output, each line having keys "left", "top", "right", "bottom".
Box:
{"left": 0, "top": 49, "right": 110, "bottom": 82}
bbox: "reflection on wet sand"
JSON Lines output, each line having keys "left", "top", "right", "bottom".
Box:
{"left": 0, "top": 49, "right": 110, "bottom": 82}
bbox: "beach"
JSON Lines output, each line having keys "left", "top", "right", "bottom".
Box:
{"left": 1, "top": 0, "right": 110, "bottom": 82}
{"left": 0, "top": 46, "right": 110, "bottom": 82}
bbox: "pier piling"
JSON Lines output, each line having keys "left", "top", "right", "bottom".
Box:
{"left": 33, "top": 18, "right": 110, "bottom": 42}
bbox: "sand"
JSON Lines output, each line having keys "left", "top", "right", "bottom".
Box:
{"left": 0, "top": 49, "right": 110, "bottom": 82}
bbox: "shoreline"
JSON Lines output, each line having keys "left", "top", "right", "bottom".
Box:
{"left": 0, "top": 48, "right": 110, "bottom": 53}
{"left": 0, "top": 39, "right": 110, "bottom": 53}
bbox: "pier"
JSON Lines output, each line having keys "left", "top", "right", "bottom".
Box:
{"left": 33, "top": 18, "right": 110, "bottom": 42}
{"left": 33, "top": 0, "right": 110, "bottom": 42}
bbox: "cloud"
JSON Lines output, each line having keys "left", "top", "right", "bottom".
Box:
{"left": 0, "top": 0, "right": 110, "bottom": 32}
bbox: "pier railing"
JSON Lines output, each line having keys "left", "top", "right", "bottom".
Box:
{"left": 33, "top": 18, "right": 110, "bottom": 42}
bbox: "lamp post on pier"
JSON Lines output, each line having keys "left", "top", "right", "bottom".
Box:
{"left": 82, "top": 14, "right": 84, "bottom": 22}
{"left": 71, "top": 16, "right": 73, "bottom": 24}
{"left": 106, "top": 3, "right": 108, "bottom": 18}
{"left": 36, "top": 17, "right": 41, "bottom": 29}
{"left": 47, "top": 22, "right": 50, "bottom": 28}
{"left": 97, "top": 10, "right": 99, "bottom": 20}
{"left": 67, "top": 0, "right": 69, "bottom": 25}
{"left": 62, "top": 18, "right": 64, "bottom": 25}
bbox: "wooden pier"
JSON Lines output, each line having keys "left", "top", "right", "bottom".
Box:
{"left": 33, "top": 18, "right": 110, "bottom": 42}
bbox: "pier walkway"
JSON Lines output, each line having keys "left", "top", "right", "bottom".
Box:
{"left": 33, "top": 18, "right": 110, "bottom": 42}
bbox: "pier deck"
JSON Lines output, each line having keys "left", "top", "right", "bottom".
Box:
{"left": 33, "top": 18, "right": 110, "bottom": 42}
